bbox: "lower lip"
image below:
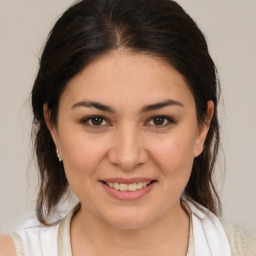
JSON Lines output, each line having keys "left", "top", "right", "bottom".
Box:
{"left": 101, "top": 182, "right": 156, "bottom": 201}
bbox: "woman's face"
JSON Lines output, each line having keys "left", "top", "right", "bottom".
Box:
{"left": 46, "top": 51, "right": 212, "bottom": 229}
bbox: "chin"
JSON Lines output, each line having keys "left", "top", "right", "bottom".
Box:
{"left": 102, "top": 209, "right": 155, "bottom": 230}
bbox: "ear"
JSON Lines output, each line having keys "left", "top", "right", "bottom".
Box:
{"left": 43, "top": 103, "right": 60, "bottom": 150}
{"left": 193, "top": 100, "right": 214, "bottom": 157}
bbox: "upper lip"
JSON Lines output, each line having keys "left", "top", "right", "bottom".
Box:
{"left": 100, "top": 177, "right": 156, "bottom": 184}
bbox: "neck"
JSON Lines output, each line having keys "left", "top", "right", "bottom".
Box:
{"left": 70, "top": 201, "right": 190, "bottom": 256}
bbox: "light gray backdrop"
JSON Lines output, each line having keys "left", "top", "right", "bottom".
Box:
{"left": 0, "top": 0, "right": 255, "bottom": 233}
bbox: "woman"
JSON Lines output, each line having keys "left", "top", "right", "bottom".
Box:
{"left": 0, "top": 0, "right": 255, "bottom": 255}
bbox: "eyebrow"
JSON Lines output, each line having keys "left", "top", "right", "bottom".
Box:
{"left": 72, "top": 101, "right": 115, "bottom": 113}
{"left": 71, "top": 99, "right": 184, "bottom": 113}
{"left": 141, "top": 99, "right": 184, "bottom": 113}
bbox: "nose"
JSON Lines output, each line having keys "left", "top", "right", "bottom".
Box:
{"left": 108, "top": 125, "right": 148, "bottom": 172}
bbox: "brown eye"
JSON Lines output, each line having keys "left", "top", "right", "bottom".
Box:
{"left": 91, "top": 117, "right": 104, "bottom": 126}
{"left": 146, "top": 115, "right": 175, "bottom": 127}
{"left": 82, "top": 116, "right": 109, "bottom": 127}
{"left": 153, "top": 116, "right": 165, "bottom": 125}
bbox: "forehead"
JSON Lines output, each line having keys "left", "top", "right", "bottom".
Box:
{"left": 60, "top": 51, "right": 195, "bottom": 110}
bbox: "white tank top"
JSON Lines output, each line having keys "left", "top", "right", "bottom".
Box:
{"left": 11, "top": 207, "right": 74, "bottom": 256}
{"left": 11, "top": 200, "right": 236, "bottom": 256}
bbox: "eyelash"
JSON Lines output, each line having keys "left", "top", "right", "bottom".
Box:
{"left": 81, "top": 115, "right": 176, "bottom": 128}
{"left": 146, "top": 115, "right": 176, "bottom": 127}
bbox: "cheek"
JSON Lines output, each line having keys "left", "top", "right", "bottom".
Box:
{"left": 59, "top": 131, "right": 109, "bottom": 179}
{"left": 59, "top": 133, "right": 111, "bottom": 203}
{"left": 150, "top": 136, "right": 195, "bottom": 177}
{"left": 152, "top": 138, "right": 194, "bottom": 202}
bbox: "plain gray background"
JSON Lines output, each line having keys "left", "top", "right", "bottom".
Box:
{"left": 0, "top": 0, "right": 255, "bottom": 234}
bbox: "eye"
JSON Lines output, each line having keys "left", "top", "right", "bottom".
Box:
{"left": 82, "top": 116, "right": 110, "bottom": 127}
{"left": 146, "top": 115, "right": 175, "bottom": 127}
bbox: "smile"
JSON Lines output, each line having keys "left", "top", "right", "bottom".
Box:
{"left": 100, "top": 178, "right": 157, "bottom": 200}
{"left": 105, "top": 181, "right": 151, "bottom": 192}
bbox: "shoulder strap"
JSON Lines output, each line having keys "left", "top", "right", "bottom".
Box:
{"left": 10, "top": 233, "right": 25, "bottom": 256}
{"left": 57, "top": 207, "right": 77, "bottom": 256}
{"left": 184, "top": 200, "right": 232, "bottom": 256}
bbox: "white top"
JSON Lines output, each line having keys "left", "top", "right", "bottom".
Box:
{"left": 11, "top": 200, "right": 256, "bottom": 256}
{"left": 11, "top": 220, "right": 59, "bottom": 256}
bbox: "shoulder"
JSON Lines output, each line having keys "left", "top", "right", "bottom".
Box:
{"left": 16, "top": 222, "right": 59, "bottom": 256}
{"left": 0, "top": 234, "right": 16, "bottom": 256}
{"left": 220, "top": 220, "right": 256, "bottom": 255}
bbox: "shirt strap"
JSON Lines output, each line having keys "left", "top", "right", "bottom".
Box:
{"left": 10, "top": 232, "right": 25, "bottom": 256}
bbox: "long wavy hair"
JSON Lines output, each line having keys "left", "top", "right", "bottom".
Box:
{"left": 31, "top": 0, "right": 221, "bottom": 225}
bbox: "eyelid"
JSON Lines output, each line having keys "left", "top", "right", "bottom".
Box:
{"left": 81, "top": 115, "right": 112, "bottom": 127}
{"left": 145, "top": 115, "right": 176, "bottom": 127}
{"left": 80, "top": 115, "right": 176, "bottom": 128}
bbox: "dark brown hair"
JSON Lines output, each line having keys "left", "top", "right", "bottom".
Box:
{"left": 31, "top": 0, "right": 221, "bottom": 224}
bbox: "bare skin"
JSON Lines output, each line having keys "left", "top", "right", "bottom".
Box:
{"left": 0, "top": 234, "right": 16, "bottom": 256}
{"left": 0, "top": 51, "right": 213, "bottom": 256}
{"left": 70, "top": 201, "right": 190, "bottom": 256}
{"left": 45, "top": 51, "right": 213, "bottom": 256}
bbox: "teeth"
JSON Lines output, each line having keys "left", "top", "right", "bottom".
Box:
{"left": 106, "top": 181, "right": 152, "bottom": 191}
{"left": 113, "top": 183, "right": 119, "bottom": 190}
{"left": 137, "top": 182, "right": 143, "bottom": 189}
{"left": 120, "top": 184, "right": 128, "bottom": 191}
{"left": 128, "top": 183, "right": 137, "bottom": 192}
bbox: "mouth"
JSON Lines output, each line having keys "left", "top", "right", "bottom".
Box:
{"left": 99, "top": 178, "right": 157, "bottom": 200}
{"left": 100, "top": 180, "right": 156, "bottom": 192}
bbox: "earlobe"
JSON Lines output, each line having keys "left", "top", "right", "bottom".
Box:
{"left": 193, "top": 100, "right": 214, "bottom": 157}
{"left": 43, "top": 103, "right": 59, "bottom": 149}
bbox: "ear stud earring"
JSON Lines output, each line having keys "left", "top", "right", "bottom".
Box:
{"left": 56, "top": 150, "right": 62, "bottom": 162}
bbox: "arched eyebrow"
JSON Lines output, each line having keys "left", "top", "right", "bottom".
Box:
{"left": 71, "top": 99, "right": 184, "bottom": 113}
{"left": 72, "top": 101, "right": 115, "bottom": 113}
{"left": 140, "top": 99, "right": 184, "bottom": 113}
